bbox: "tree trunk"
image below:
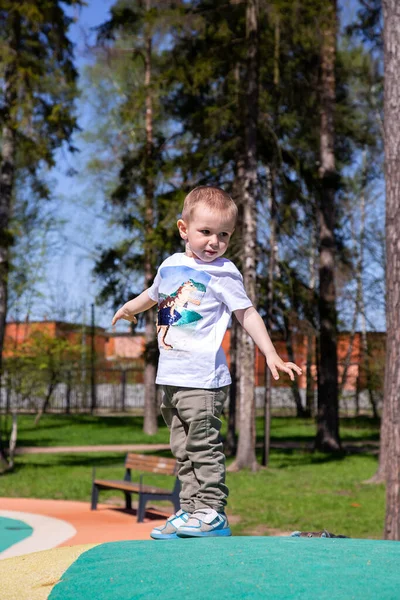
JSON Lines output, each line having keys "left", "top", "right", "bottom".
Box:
{"left": 361, "top": 327, "right": 379, "bottom": 420}
{"left": 315, "top": 0, "right": 341, "bottom": 452}
{"left": 229, "top": 154, "right": 245, "bottom": 446}
{"left": 284, "top": 316, "right": 305, "bottom": 417}
{"left": 339, "top": 176, "right": 362, "bottom": 402}
{"left": 305, "top": 333, "right": 314, "bottom": 416}
{"left": 367, "top": 381, "right": 389, "bottom": 484}
{"left": 226, "top": 316, "right": 239, "bottom": 457}
{"left": 262, "top": 167, "right": 277, "bottom": 466}
{"left": 143, "top": 0, "right": 158, "bottom": 435}
{"left": 7, "top": 413, "right": 18, "bottom": 470}
{"left": 230, "top": 0, "right": 259, "bottom": 471}
{"left": 364, "top": 375, "right": 387, "bottom": 485}
{"left": 355, "top": 151, "right": 379, "bottom": 419}
{"left": 0, "top": 15, "right": 19, "bottom": 464}
{"left": 0, "top": 16, "right": 19, "bottom": 371}
{"left": 382, "top": 0, "right": 400, "bottom": 541}
{"left": 34, "top": 379, "right": 56, "bottom": 426}
{"left": 306, "top": 227, "right": 317, "bottom": 417}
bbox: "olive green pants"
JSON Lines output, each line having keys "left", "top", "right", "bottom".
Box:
{"left": 161, "top": 385, "right": 229, "bottom": 514}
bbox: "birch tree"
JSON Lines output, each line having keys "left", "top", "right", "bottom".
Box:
{"left": 93, "top": 0, "right": 182, "bottom": 433}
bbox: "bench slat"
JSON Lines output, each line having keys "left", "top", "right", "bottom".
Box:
{"left": 126, "top": 453, "right": 176, "bottom": 465}
{"left": 125, "top": 453, "right": 175, "bottom": 463}
{"left": 94, "top": 479, "right": 173, "bottom": 496}
{"left": 125, "top": 464, "right": 175, "bottom": 475}
{"left": 125, "top": 454, "right": 176, "bottom": 475}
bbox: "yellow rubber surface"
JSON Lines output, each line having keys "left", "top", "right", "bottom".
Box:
{"left": 0, "top": 544, "right": 97, "bottom": 600}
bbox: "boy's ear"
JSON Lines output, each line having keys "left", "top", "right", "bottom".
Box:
{"left": 177, "top": 218, "right": 188, "bottom": 240}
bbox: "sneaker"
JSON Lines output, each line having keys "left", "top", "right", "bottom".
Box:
{"left": 150, "top": 509, "right": 191, "bottom": 540}
{"left": 176, "top": 508, "right": 232, "bottom": 538}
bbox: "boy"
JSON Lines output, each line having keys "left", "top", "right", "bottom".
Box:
{"left": 112, "top": 186, "right": 302, "bottom": 539}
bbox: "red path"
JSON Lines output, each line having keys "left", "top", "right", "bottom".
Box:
{"left": 0, "top": 497, "right": 168, "bottom": 547}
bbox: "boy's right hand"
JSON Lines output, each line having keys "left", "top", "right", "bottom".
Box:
{"left": 112, "top": 308, "right": 138, "bottom": 326}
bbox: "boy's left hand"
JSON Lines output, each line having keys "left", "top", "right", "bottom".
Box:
{"left": 266, "top": 351, "right": 302, "bottom": 381}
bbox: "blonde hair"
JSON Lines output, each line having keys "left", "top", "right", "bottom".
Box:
{"left": 182, "top": 186, "right": 238, "bottom": 223}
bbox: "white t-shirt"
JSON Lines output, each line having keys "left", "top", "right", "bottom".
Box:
{"left": 147, "top": 252, "right": 253, "bottom": 389}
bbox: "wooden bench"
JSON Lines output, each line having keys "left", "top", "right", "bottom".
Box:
{"left": 91, "top": 453, "right": 180, "bottom": 522}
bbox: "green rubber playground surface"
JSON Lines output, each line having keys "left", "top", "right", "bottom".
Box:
{"left": 49, "top": 536, "right": 400, "bottom": 600}
{"left": 0, "top": 516, "right": 33, "bottom": 553}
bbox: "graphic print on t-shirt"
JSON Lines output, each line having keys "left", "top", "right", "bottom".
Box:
{"left": 156, "top": 266, "right": 210, "bottom": 350}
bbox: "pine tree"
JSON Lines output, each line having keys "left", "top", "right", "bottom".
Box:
{"left": 91, "top": 0, "right": 184, "bottom": 433}
{"left": 164, "top": 0, "right": 382, "bottom": 461}
{"left": 382, "top": 0, "right": 400, "bottom": 541}
{"left": 84, "top": 0, "right": 385, "bottom": 458}
{"left": 0, "top": 0, "right": 80, "bottom": 366}
{"left": 0, "top": 0, "right": 81, "bottom": 464}
{"left": 230, "top": 0, "right": 260, "bottom": 471}
{"left": 315, "top": 0, "right": 341, "bottom": 451}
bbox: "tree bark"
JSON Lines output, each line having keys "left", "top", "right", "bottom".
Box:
{"left": 339, "top": 198, "right": 363, "bottom": 403}
{"left": 365, "top": 383, "right": 388, "bottom": 484}
{"left": 0, "top": 13, "right": 19, "bottom": 464}
{"left": 143, "top": 0, "right": 158, "bottom": 435}
{"left": 230, "top": 0, "right": 259, "bottom": 471}
{"left": 228, "top": 151, "right": 245, "bottom": 454}
{"left": 34, "top": 379, "right": 56, "bottom": 426}
{"left": 262, "top": 167, "right": 277, "bottom": 466}
{"left": 315, "top": 0, "right": 341, "bottom": 452}
{"left": 225, "top": 316, "right": 239, "bottom": 457}
{"left": 284, "top": 315, "right": 306, "bottom": 417}
{"left": 356, "top": 152, "right": 379, "bottom": 419}
{"left": 0, "top": 14, "right": 19, "bottom": 372}
{"left": 306, "top": 226, "right": 317, "bottom": 417}
{"left": 382, "top": 0, "right": 400, "bottom": 541}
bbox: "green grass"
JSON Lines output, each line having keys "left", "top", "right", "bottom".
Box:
{"left": 13, "top": 413, "right": 380, "bottom": 447}
{"left": 258, "top": 416, "right": 380, "bottom": 443}
{"left": 0, "top": 414, "right": 385, "bottom": 539}
{"left": 229, "top": 450, "right": 384, "bottom": 539}
{"left": 15, "top": 414, "right": 171, "bottom": 446}
{"left": 0, "top": 449, "right": 384, "bottom": 539}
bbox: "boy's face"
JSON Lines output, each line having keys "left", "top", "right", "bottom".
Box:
{"left": 177, "top": 205, "right": 236, "bottom": 263}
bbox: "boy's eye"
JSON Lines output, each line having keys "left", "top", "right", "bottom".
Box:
{"left": 220, "top": 232, "right": 229, "bottom": 238}
{"left": 201, "top": 230, "right": 210, "bottom": 235}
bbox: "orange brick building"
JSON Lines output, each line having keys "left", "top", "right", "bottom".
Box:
{"left": 3, "top": 321, "right": 385, "bottom": 393}
{"left": 3, "top": 321, "right": 108, "bottom": 360}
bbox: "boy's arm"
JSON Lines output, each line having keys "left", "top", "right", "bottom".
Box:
{"left": 112, "top": 290, "right": 157, "bottom": 326}
{"left": 234, "top": 306, "right": 302, "bottom": 381}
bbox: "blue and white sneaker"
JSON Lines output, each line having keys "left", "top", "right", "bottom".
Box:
{"left": 150, "top": 509, "right": 191, "bottom": 540}
{"left": 176, "top": 508, "right": 232, "bottom": 538}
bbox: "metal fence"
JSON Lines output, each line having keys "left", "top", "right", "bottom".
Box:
{"left": 0, "top": 365, "right": 382, "bottom": 416}
{"left": 0, "top": 368, "right": 148, "bottom": 413}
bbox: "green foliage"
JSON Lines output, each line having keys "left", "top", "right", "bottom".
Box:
{"left": 82, "top": 1, "right": 185, "bottom": 309}
{"left": 7, "top": 176, "right": 61, "bottom": 318}
{"left": 346, "top": 0, "right": 382, "bottom": 52}
{"left": 83, "top": 0, "right": 384, "bottom": 337}
{"left": 0, "top": 0, "right": 82, "bottom": 168}
{"left": 0, "top": 1, "right": 83, "bottom": 320}
{"left": 4, "top": 331, "right": 81, "bottom": 411}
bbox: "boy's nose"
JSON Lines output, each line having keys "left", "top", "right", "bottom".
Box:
{"left": 209, "top": 235, "right": 218, "bottom": 246}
